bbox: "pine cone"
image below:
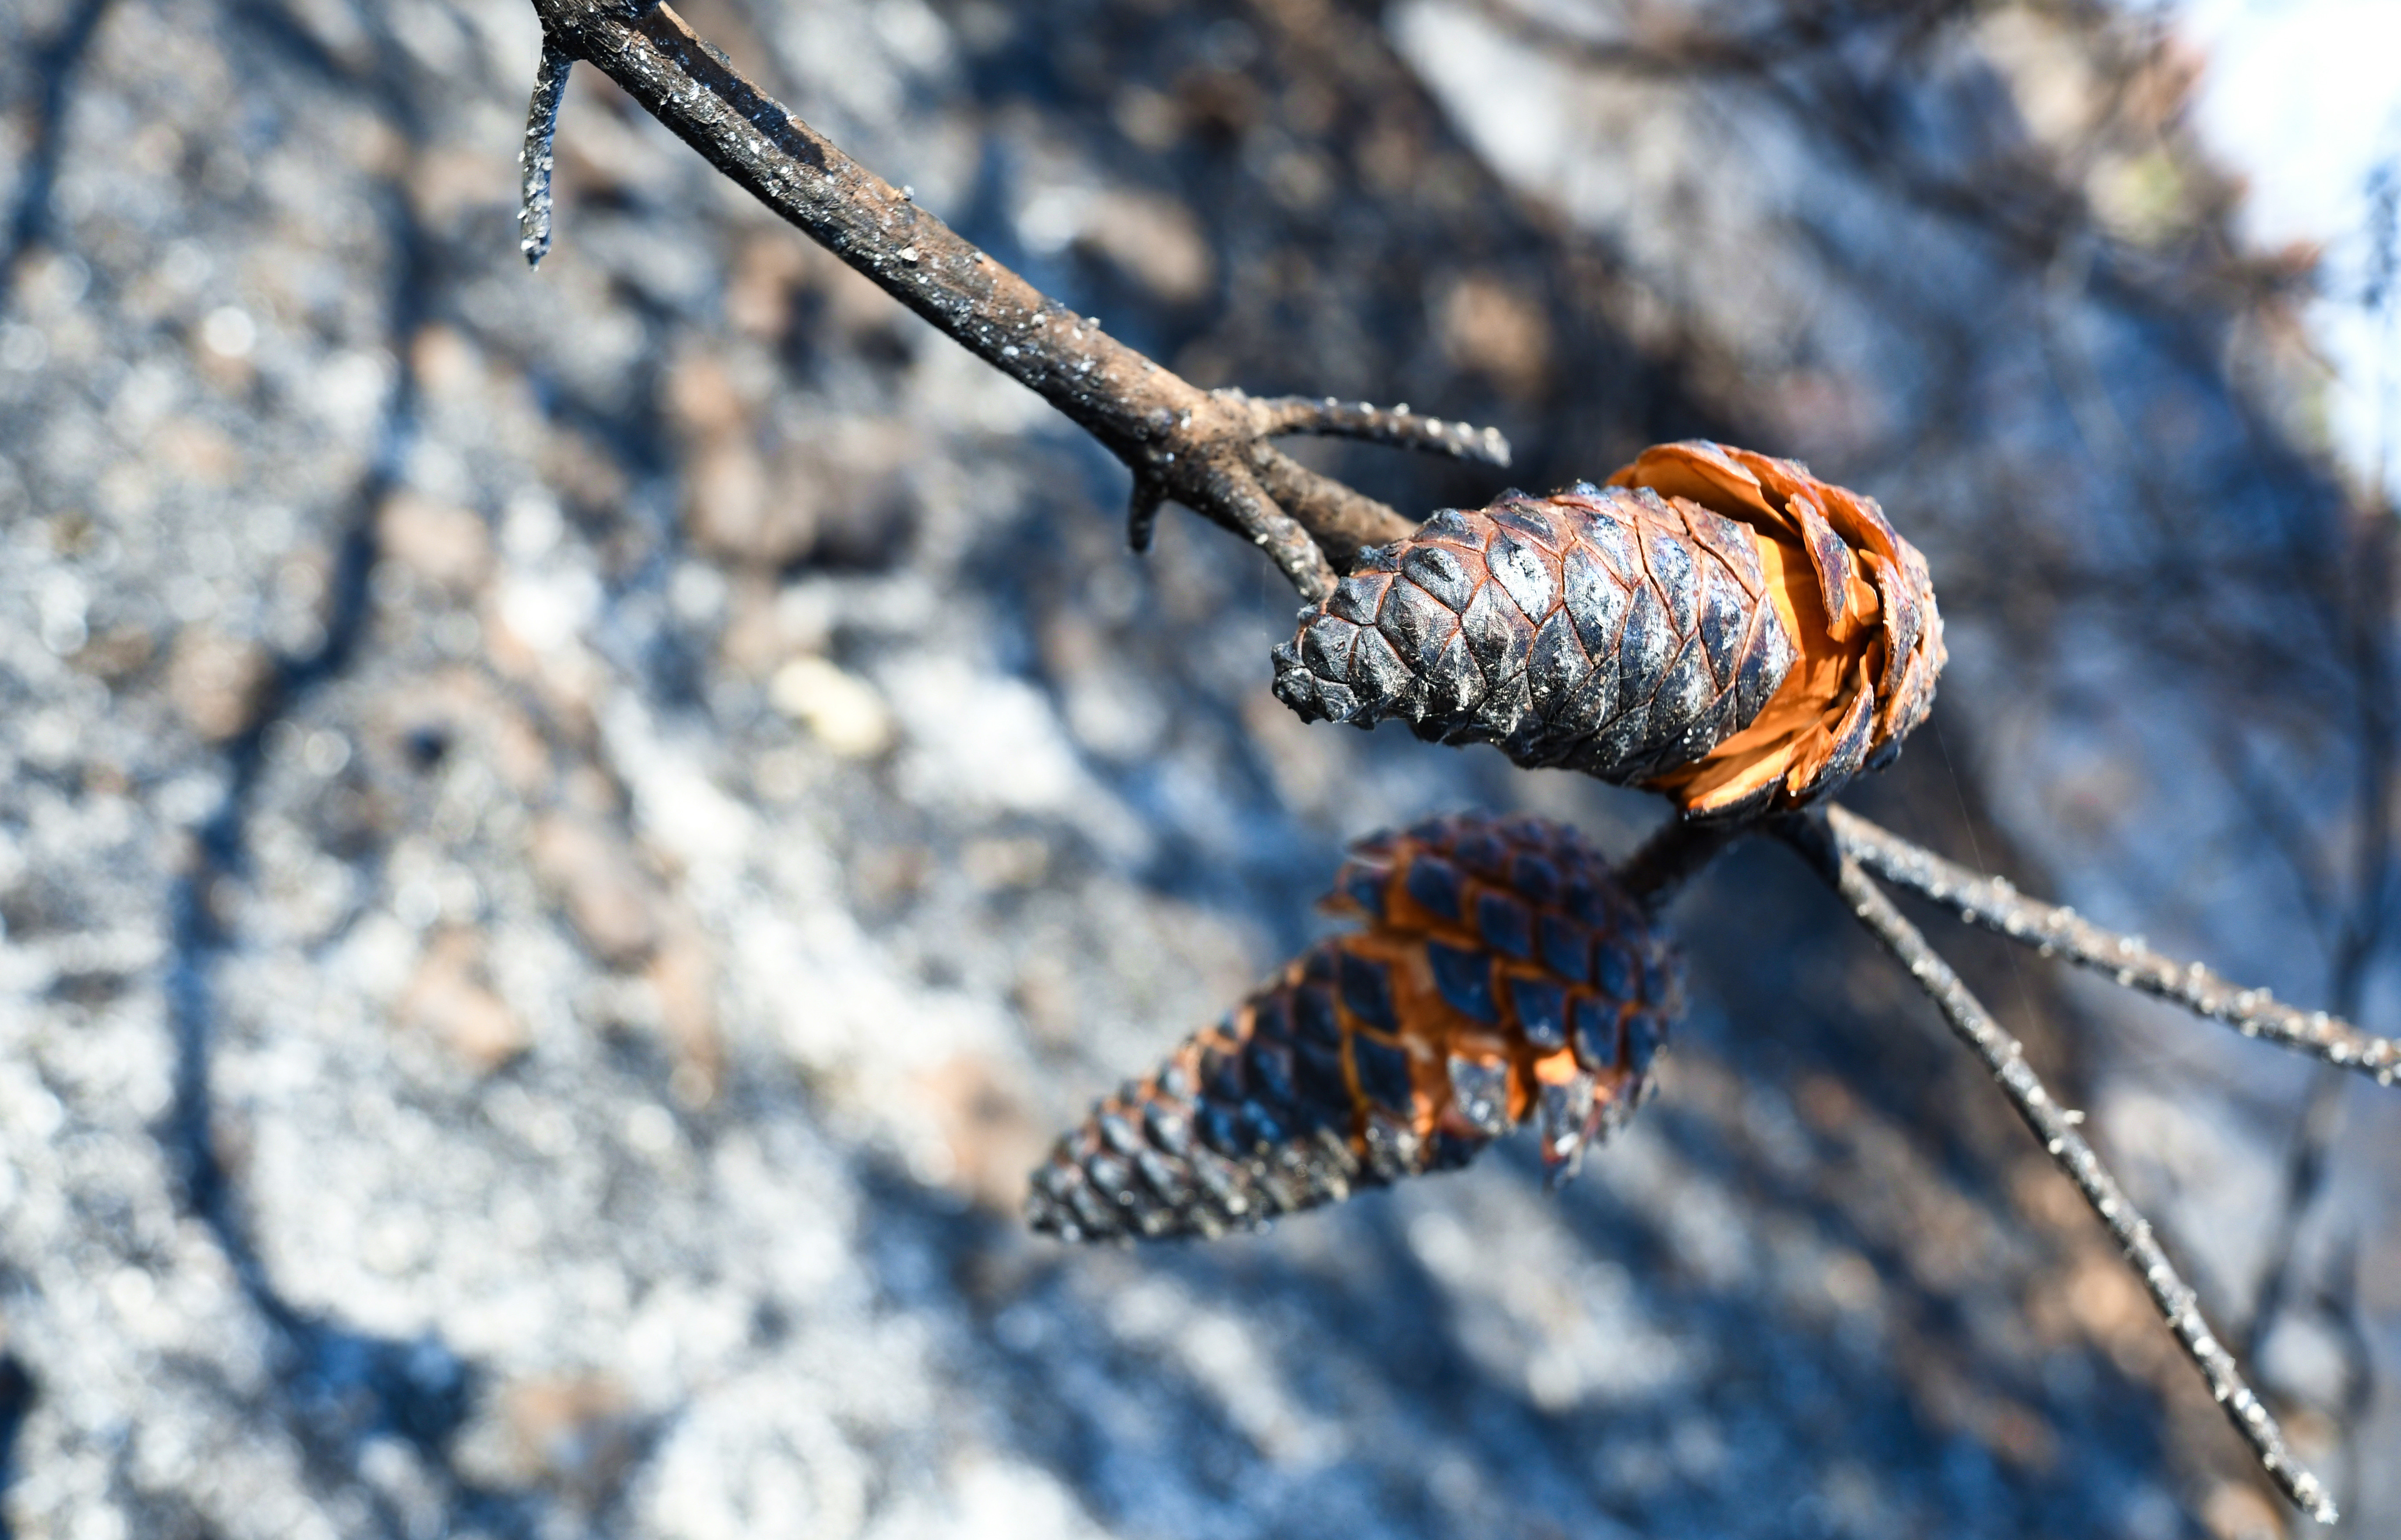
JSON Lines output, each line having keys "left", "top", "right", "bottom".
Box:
{"left": 1026, "top": 815, "right": 1681, "bottom": 1243}
{"left": 1270, "top": 440, "right": 1945, "bottom": 817}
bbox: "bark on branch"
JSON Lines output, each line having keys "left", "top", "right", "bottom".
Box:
{"left": 519, "top": 0, "right": 1511, "bottom": 599}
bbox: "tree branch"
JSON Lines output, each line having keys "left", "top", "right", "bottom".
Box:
{"left": 519, "top": 0, "right": 1515, "bottom": 597}
{"left": 1827, "top": 806, "right": 2401, "bottom": 1087}
{"left": 1778, "top": 813, "right": 2337, "bottom": 1525}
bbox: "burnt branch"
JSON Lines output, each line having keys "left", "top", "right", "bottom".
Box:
{"left": 517, "top": 0, "right": 1515, "bottom": 598}
{"left": 1827, "top": 806, "right": 2401, "bottom": 1086}
{"left": 517, "top": 40, "right": 571, "bottom": 268}
{"left": 1779, "top": 813, "right": 2338, "bottom": 1525}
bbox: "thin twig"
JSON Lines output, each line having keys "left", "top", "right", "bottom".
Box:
{"left": 1617, "top": 816, "right": 1747, "bottom": 919}
{"left": 1459, "top": 0, "right": 2306, "bottom": 342}
{"left": 518, "top": 40, "right": 572, "bottom": 268}
{"left": 1826, "top": 807, "right": 2401, "bottom": 1087}
{"left": 1124, "top": 476, "right": 1166, "bottom": 555}
{"left": 2313, "top": 1236, "right": 2376, "bottom": 1526}
{"left": 2242, "top": 522, "right": 2398, "bottom": 1381}
{"left": 519, "top": 0, "right": 1516, "bottom": 596}
{"left": 1778, "top": 813, "right": 2337, "bottom": 1524}
{"left": 1248, "top": 394, "right": 1514, "bottom": 468}
{"left": 2242, "top": 1067, "right": 2349, "bottom": 1368}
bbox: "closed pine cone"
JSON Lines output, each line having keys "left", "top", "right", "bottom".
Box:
{"left": 1026, "top": 815, "right": 1680, "bottom": 1243}
{"left": 1270, "top": 440, "right": 1944, "bottom": 816}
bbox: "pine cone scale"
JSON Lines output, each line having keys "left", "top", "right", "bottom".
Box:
{"left": 1640, "top": 516, "right": 1701, "bottom": 636}
{"left": 1676, "top": 499, "right": 1768, "bottom": 597}
{"left": 1649, "top": 635, "right": 1718, "bottom": 763}
{"left": 1328, "top": 571, "right": 1389, "bottom": 624}
{"left": 1551, "top": 643, "right": 1617, "bottom": 745}
{"left": 1299, "top": 614, "right": 1355, "bottom": 678}
{"left": 1560, "top": 541, "right": 1628, "bottom": 664}
{"left": 1576, "top": 700, "right": 1644, "bottom": 780}
{"left": 1401, "top": 542, "right": 1478, "bottom": 608}
{"left": 1487, "top": 530, "right": 1557, "bottom": 620}
{"left": 1525, "top": 610, "right": 1589, "bottom": 717}
{"left": 1381, "top": 576, "right": 1456, "bottom": 673}
{"left": 1734, "top": 603, "right": 1792, "bottom": 723}
{"left": 1424, "top": 632, "right": 1484, "bottom": 721}
{"left": 1696, "top": 567, "right": 1736, "bottom": 689}
{"left": 1611, "top": 579, "right": 1674, "bottom": 725}
{"left": 1460, "top": 583, "right": 1535, "bottom": 687}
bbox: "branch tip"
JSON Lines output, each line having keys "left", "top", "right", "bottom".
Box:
{"left": 1126, "top": 477, "right": 1165, "bottom": 555}
{"left": 519, "top": 41, "right": 573, "bottom": 269}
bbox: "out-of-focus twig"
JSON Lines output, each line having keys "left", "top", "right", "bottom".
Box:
{"left": 2242, "top": 1067, "right": 2350, "bottom": 1368}
{"left": 1778, "top": 811, "right": 2338, "bottom": 1524}
{"left": 1461, "top": 0, "right": 2306, "bottom": 356}
{"left": 1825, "top": 806, "right": 2401, "bottom": 1087}
{"left": 2242, "top": 524, "right": 2398, "bottom": 1370}
{"left": 1, "top": 0, "right": 116, "bottom": 310}
{"left": 517, "top": 0, "right": 1514, "bottom": 598}
{"left": 2314, "top": 1237, "right": 2378, "bottom": 1526}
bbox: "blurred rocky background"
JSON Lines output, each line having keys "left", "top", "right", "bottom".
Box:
{"left": 0, "top": 0, "right": 2395, "bottom": 1536}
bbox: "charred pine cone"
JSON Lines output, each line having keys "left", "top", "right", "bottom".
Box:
{"left": 1271, "top": 440, "right": 1946, "bottom": 817}
{"left": 1027, "top": 815, "right": 1681, "bottom": 1243}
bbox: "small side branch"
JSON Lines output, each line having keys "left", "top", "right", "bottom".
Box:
{"left": 1780, "top": 814, "right": 2337, "bottom": 1524}
{"left": 1250, "top": 395, "right": 1514, "bottom": 468}
{"left": 1829, "top": 806, "right": 2400, "bottom": 1087}
{"left": 1125, "top": 476, "right": 1166, "bottom": 554}
{"left": 517, "top": 40, "right": 572, "bottom": 268}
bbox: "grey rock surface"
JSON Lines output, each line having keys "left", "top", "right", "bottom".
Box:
{"left": 0, "top": 1, "right": 2394, "bottom": 1537}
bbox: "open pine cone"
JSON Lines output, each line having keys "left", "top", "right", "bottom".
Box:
{"left": 1270, "top": 440, "right": 1945, "bottom": 816}
{"left": 1026, "top": 815, "right": 1681, "bottom": 1242}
